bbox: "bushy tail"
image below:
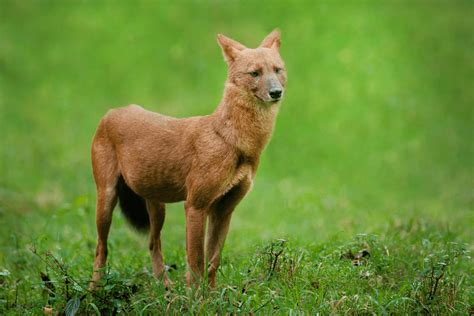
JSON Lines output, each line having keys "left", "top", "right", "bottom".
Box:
{"left": 116, "top": 175, "right": 150, "bottom": 232}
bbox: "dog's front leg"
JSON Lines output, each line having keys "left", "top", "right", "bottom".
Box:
{"left": 206, "top": 208, "right": 232, "bottom": 288}
{"left": 184, "top": 202, "right": 207, "bottom": 286}
{"left": 206, "top": 179, "right": 251, "bottom": 287}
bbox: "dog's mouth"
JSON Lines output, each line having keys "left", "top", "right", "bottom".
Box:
{"left": 254, "top": 94, "right": 282, "bottom": 104}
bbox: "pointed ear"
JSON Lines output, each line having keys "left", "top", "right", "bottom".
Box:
{"left": 259, "top": 29, "right": 281, "bottom": 50}
{"left": 217, "top": 34, "right": 247, "bottom": 63}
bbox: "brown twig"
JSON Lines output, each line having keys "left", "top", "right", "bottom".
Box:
{"left": 29, "top": 247, "right": 109, "bottom": 305}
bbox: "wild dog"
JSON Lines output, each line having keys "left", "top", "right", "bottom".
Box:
{"left": 90, "top": 29, "right": 287, "bottom": 288}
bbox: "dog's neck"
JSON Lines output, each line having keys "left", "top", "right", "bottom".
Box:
{"left": 212, "top": 82, "right": 280, "bottom": 159}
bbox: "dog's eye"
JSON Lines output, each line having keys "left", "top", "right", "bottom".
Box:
{"left": 275, "top": 67, "right": 283, "bottom": 74}
{"left": 249, "top": 71, "right": 259, "bottom": 78}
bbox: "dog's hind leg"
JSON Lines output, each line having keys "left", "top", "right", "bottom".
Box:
{"left": 146, "top": 199, "right": 170, "bottom": 287}
{"left": 90, "top": 127, "right": 119, "bottom": 289}
{"left": 206, "top": 179, "right": 251, "bottom": 287}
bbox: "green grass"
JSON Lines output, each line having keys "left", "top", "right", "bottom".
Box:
{"left": 1, "top": 0, "right": 473, "bottom": 314}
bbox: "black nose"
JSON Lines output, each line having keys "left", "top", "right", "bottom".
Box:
{"left": 269, "top": 88, "right": 282, "bottom": 99}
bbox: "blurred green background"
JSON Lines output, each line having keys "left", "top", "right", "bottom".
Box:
{"left": 1, "top": 0, "right": 472, "bottom": 244}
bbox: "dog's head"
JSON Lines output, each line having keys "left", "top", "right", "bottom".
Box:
{"left": 217, "top": 29, "right": 287, "bottom": 104}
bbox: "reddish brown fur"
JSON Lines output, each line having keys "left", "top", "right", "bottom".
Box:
{"left": 90, "top": 30, "right": 287, "bottom": 288}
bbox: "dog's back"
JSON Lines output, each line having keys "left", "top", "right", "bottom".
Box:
{"left": 92, "top": 104, "right": 204, "bottom": 202}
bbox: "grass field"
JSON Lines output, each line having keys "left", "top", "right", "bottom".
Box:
{"left": 1, "top": 0, "right": 473, "bottom": 314}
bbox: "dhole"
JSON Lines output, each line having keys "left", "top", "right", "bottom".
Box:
{"left": 90, "top": 29, "right": 287, "bottom": 288}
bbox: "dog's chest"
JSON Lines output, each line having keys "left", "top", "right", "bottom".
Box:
{"left": 220, "top": 163, "right": 252, "bottom": 197}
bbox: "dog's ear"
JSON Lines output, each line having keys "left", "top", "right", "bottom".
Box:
{"left": 259, "top": 29, "right": 281, "bottom": 51}
{"left": 217, "top": 34, "right": 246, "bottom": 63}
